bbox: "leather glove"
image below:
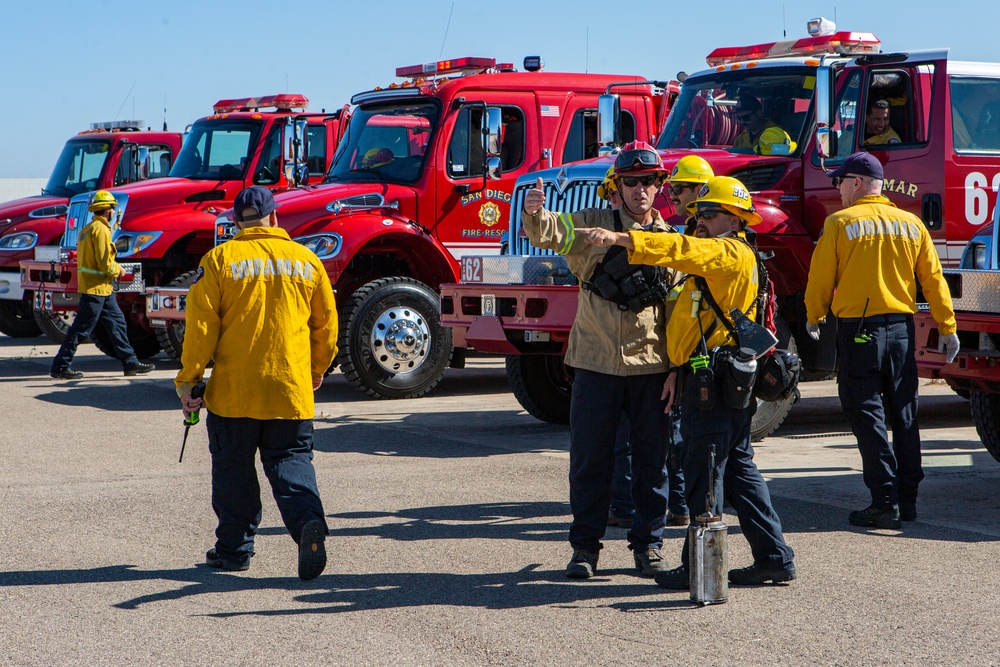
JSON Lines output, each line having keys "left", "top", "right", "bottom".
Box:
{"left": 806, "top": 321, "right": 821, "bottom": 341}
{"left": 939, "top": 332, "right": 960, "bottom": 364}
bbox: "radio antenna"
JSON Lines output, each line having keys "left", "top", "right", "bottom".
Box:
{"left": 114, "top": 80, "right": 137, "bottom": 122}
{"left": 783, "top": 5, "right": 787, "bottom": 38}
{"left": 163, "top": 95, "right": 168, "bottom": 131}
{"left": 438, "top": 2, "right": 455, "bottom": 59}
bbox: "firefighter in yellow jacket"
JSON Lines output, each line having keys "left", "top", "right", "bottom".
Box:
{"left": 176, "top": 186, "right": 338, "bottom": 580}
{"left": 804, "top": 152, "right": 958, "bottom": 529}
{"left": 578, "top": 176, "right": 797, "bottom": 590}
{"left": 50, "top": 190, "right": 155, "bottom": 379}
{"left": 522, "top": 141, "right": 684, "bottom": 580}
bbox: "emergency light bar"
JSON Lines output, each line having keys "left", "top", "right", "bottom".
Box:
{"left": 706, "top": 31, "right": 881, "bottom": 67}
{"left": 396, "top": 57, "right": 496, "bottom": 78}
{"left": 212, "top": 94, "right": 309, "bottom": 113}
{"left": 89, "top": 120, "right": 144, "bottom": 131}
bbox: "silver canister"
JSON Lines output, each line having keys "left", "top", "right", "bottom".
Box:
{"left": 688, "top": 512, "right": 729, "bottom": 606}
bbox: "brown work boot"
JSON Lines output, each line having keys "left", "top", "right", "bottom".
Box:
{"left": 633, "top": 548, "right": 669, "bottom": 577}
{"left": 566, "top": 549, "right": 599, "bottom": 579}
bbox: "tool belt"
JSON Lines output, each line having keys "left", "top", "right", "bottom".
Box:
{"left": 582, "top": 211, "right": 670, "bottom": 313}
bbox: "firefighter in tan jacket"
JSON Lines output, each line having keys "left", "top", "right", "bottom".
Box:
{"left": 522, "top": 142, "right": 682, "bottom": 580}
{"left": 176, "top": 186, "right": 337, "bottom": 581}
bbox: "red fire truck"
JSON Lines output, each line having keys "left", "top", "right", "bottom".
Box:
{"left": 143, "top": 57, "right": 674, "bottom": 400}
{"left": 20, "top": 95, "right": 347, "bottom": 358}
{"left": 440, "top": 21, "right": 1000, "bottom": 440}
{"left": 0, "top": 122, "right": 181, "bottom": 338}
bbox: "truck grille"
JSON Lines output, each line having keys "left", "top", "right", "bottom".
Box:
{"left": 509, "top": 180, "right": 605, "bottom": 256}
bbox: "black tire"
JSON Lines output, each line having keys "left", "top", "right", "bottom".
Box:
{"left": 34, "top": 309, "right": 86, "bottom": 344}
{"left": 0, "top": 297, "right": 42, "bottom": 337}
{"left": 751, "top": 315, "right": 797, "bottom": 442}
{"left": 505, "top": 354, "right": 573, "bottom": 424}
{"left": 154, "top": 270, "right": 200, "bottom": 360}
{"left": 970, "top": 390, "right": 1000, "bottom": 464}
{"left": 339, "top": 277, "right": 452, "bottom": 399}
{"left": 92, "top": 303, "right": 161, "bottom": 360}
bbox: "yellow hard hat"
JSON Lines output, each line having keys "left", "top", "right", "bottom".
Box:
{"left": 596, "top": 166, "right": 618, "bottom": 201}
{"left": 667, "top": 155, "right": 714, "bottom": 184}
{"left": 756, "top": 127, "right": 797, "bottom": 156}
{"left": 361, "top": 147, "right": 393, "bottom": 169}
{"left": 686, "top": 176, "right": 762, "bottom": 226}
{"left": 88, "top": 190, "right": 118, "bottom": 213}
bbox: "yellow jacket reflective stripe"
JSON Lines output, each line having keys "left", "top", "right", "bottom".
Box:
{"left": 804, "top": 194, "right": 956, "bottom": 336}
{"left": 76, "top": 215, "right": 121, "bottom": 296}
{"left": 175, "top": 226, "right": 339, "bottom": 420}
{"left": 628, "top": 230, "right": 758, "bottom": 367}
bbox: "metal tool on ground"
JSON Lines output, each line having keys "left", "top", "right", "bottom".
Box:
{"left": 854, "top": 297, "right": 872, "bottom": 343}
{"left": 689, "top": 443, "right": 729, "bottom": 606}
{"left": 178, "top": 381, "right": 206, "bottom": 463}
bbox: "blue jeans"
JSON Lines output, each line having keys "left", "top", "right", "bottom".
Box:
{"left": 679, "top": 375, "right": 794, "bottom": 569}
{"left": 51, "top": 293, "right": 138, "bottom": 371}
{"left": 610, "top": 411, "right": 687, "bottom": 519}
{"left": 206, "top": 413, "right": 328, "bottom": 566}
{"left": 836, "top": 316, "right": 922, "bottom": 507}
{"left": 568, "top": 369, "right": 670, "bottom": 554}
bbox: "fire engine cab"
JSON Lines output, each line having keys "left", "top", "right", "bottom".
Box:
{"left": 440, "top": 20, "right": 1000, "bottom": 440}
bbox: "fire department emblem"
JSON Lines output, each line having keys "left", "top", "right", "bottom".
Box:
{"left": 479, "top": 201, "right": 501, "bottom": 227}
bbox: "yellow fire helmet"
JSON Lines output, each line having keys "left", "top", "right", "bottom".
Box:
{"left": 755, "top": 127, "right": 797, "bottom": 156}
{"left": 666, "top": 155, "right": 714, "bottom": 184}
{"left": 88, "top": 190, "right": 118, "bottom": 212}
{"left": 360, "top": 147, "right": 394, "bottom": 169}
{"left": 596, "top": 166, "right": 618, "bottom": 201}
{"left": 686, "top": 175, "right": 762, "bottom": 226}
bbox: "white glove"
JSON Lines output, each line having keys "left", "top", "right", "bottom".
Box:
{"left": 939, "top": 333, "right": 960, "bottom": 364}
{"left": 806, "top": 322, "right": 821, "bottom": 341}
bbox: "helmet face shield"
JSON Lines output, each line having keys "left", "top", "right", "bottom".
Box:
{"left": 613, "top": 140, "right": 664, "bottom": 176}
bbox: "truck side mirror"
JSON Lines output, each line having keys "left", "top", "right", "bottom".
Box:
{"left": 814, "top": 65, "right": 833, "bottom": 160}
{"left": 598, "top": 94, "right": 620, "bottom": 147}
{"left": 486, "top": 157, "right": 502, "bottom": 181}
{"left": 283, "top": 118, "right": 310, "bottom": 187}
{"left": 136, "top": 146, "right": 150, "bottom": 181}
{"left": 483, "top": 107, "right": 502, "bottom": 158}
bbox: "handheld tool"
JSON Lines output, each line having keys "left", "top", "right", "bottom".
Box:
{"left": 854, "top": 297, "right": 872, "bottom": 343}
{"left": 178, "top": 381, "right": 206, "bottom": 463}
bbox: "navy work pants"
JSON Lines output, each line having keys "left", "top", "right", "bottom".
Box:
{"left": 836, "top": 316, "right": 922, "bottom": 507}
{"left": 206, "top": 413, "right": 328, "bottom": 567}
{"left": 679, "top": 375, "right": 794, "bottom": 569}
{"left": 610, "top": 411, "right": 687, "bottom": 520}
{"left": 51, "top": 293, "right": 138, "bottom": 371}
{"left": 569, "top": 368, "right": 675, "bottom": 554}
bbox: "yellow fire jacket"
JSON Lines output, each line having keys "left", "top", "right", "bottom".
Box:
{"left": 76, "top": 213, "right": 121, "bottom": 296}
{"left": 628, "top": 230, "right": 759, "bottom": 368}
{"left": 175, "top": 226, "right": 339, "bottom": 420}
{"left": 521, "top": 206, "right": 678, "bottom": 376}
{"left": 863, "top": 127, "right": 902, "bottom": 145}
{"left": 804, "top": 195, "right": 956, "bottom": 335}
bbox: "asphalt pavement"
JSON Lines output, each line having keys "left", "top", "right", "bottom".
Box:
{"left": 1, "top": 334, "right": 999, "bottom": 666}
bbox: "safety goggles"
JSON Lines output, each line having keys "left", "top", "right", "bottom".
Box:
{"left": 832, "top": 174, "right": 864, "bottom": 188}
{"left": 694, "top": 208, "right": 731, "bottom": 221}
{"left": 667, "top": 183, "right": 698, "bottom": 196}
{"left": 621, "top": 175, "right": 659, "bottom": 188}
{"left": 615, "top": 149, "right": 660, "bottom": 171}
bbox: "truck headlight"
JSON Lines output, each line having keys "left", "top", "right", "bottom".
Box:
{"left": 0, "top": 231, "right": 38, "bottom": 249}
{"left": 961, "top": 242, "right": 987, "bottom": 269}
{"left": 295, "top": 233, "right": 342, "bottom": 259}
{"left": 214, "top": 215, "right": 238, "bottom": 246}
{"left": 114, "top": 231, "right": 162, "bottom": 256}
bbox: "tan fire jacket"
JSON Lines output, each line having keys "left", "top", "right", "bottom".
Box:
{"left": 522, "top": 206, "right": 679, "bottom": 376}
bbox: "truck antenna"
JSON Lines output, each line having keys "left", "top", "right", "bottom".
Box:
{"left": 586, "top": 27, "right": 590, "bottom": 73}
{"left": 163, "top": 95, "right": 168, "bottom": 131}
{"left": 783, "top": 5, "right": 787, "bottom": 38}
{"left": 114, "top": 80, "right": 137, "bottom": 123}
{"left": 438, "top": 2, "right": 455, "bottom": 59}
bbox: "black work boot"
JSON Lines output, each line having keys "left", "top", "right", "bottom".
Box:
{"left": 654, "top": 565, "right": 690, "bottom": 590}
{"left": 205, "top": 548, "right": 250, "bottom": 572}
{"left": 899, "top": 501, "right": 917, "bottom": 522}
{"left": 51, "top": 368, "right": 84, "bottom": 380}
{"left": 124, "top": 361, "right": 155, "bottom": 376}
{"left": 298, "top": 520, "right": 327, "bottom": 581}
{"left": 848, "top": 504, "right": 902, "bottom": 529}
{"left": 729, "top": 562, "right": 797, "bottom": 585}
{"left": 566, "top": 549, "right": 599, "bottom": 579}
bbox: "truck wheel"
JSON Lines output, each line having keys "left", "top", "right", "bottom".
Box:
{"left": 34, "top": 309, "right": 86, "bottom": 344}
{"left": 92, "top": 313, "right": 161, "bottom": 360}
{"left": 505, "top": 354, "right": 573, "bottom": 424}
{"left": 0, "top": 298, "right": 42, "bottom": 337}
{"left": 154, "top": 270, "right": 200, "bottom": 360}
{"left": 751, "top": 315, "right": 797, "bottom": 442}
{"left": 970, "top": 391, "right": 1000, "bottom": 463}
{"left": 339, "top": 277, "right": 452, "bottom": 399}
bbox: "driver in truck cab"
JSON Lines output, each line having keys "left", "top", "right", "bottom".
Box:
{"left": 732, "top": 95, "right": 783, "bottom": 153}
{"left": 521, "top": 141, "right": 683, "bottom": 581}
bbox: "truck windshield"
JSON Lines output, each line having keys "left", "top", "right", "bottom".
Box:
{"left": 327, "top": 100, "right": 439, "bottom": 184}
{"left": 657, "top": 68, "right": 816, "bottom": 155}
{"left": 170, "top": 119, "right": 263, "bottom": 180}
{"left": 42, "top": 139, "right": 111, "bottom": 197}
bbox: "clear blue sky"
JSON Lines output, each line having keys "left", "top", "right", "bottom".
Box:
{"left": 4, "top": 0, "right": 997, "bottom": 178}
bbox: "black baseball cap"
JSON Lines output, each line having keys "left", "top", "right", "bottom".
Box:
{"left": 233, "top": 185, "right": 278, "bottom": 223}
{"left": 825, "top": 152, "right": 884, "bottom": 180}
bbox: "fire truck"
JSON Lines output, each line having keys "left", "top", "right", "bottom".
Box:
{"left": 440, "top": 20, "right": 1000, "bottom": 440}
{"left": 0, "top": 122, "right": 181, "bottom": 338}
{"left": 144, "top": 57, "right": 673, "bottom": 400}
{"left": 20, "top": 95, "right": 347, "bottom": 358}
{"left": 914, "top": 217, "right": 1000, "bottom": 462}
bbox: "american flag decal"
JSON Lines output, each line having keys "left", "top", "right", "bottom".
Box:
{"left": 540, "top": 105, "right": 560, "bottom": 117}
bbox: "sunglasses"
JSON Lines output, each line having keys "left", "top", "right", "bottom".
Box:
{"left": 695, "top": 208, "right": 731, "bottom": 220}
{"left": 621, "top": 175, "right": 659, "bottom": 188}
{"left": 668, "top": 183, "right": 697, "bottom": 196}
{"left": 832, "top": 174, "right": 863, "bottom": 187}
